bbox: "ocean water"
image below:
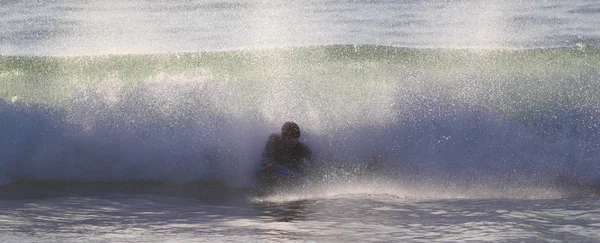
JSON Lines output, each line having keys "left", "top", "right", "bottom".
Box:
{"left": 2, "top": 0, "right": 600, "bottom": 242}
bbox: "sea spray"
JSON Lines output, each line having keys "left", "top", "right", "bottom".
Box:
{"left": 1, "top": 46, "right": 599, "bottom": 191}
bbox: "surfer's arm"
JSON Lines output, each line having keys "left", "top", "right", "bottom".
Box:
{"left": 261, "top": 134, "right": 280, "bottom": 172}
{"left": 299, "top": 143, "right": 312, "bottom": 165}
{"left": 304, "top": 144, "right": 312, "bottom": 161}
{"left": 262, "top": 160, "right": 276, "bottom": 173}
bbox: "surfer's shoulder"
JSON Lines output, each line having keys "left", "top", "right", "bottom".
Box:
{"left": 301, "top": 142, "right": 311, "bottom": 151}
{"left": 267, "top": 133, "right": 282, "bottom": 142}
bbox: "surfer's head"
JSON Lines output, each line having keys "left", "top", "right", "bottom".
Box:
{"left": 281, "top": 121, "right": 301, "bottom": 139}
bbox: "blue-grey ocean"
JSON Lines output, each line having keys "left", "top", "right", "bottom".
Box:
{"left": 2, "top": 0, "right": 600, "bottom": 242}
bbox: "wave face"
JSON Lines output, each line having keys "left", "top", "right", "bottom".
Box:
{"left": 1, "top": 45, "right": 600, "bottom": 190}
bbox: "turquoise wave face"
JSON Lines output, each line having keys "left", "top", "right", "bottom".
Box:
{"left": 1, "top": 45, "right": 600, "bottom": 188}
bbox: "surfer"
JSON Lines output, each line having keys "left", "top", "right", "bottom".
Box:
{"left": 261, "top": 122, "right": 312, "bottom": 175}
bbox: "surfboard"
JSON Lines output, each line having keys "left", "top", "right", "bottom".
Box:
{"left": 257, "top": 165, "right": 294, "bottom": 176}
{"left": 255, "top": 164, "right": 299, "bottom": 193}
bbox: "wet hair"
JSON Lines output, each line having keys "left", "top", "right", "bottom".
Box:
{"left": 281, "top": 121, "right": 301, "bottom": 139}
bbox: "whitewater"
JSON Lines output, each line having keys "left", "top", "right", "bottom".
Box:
{"left": 1, "top": 0, "right": 600, "bottom": 242}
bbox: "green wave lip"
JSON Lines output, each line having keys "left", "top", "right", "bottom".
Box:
{"left": 1, "top": 45, "right": 599, "bottom": 120}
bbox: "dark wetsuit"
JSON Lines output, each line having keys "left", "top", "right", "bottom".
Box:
{"left": 261, "top": 133, "right": 312, "bottom": 173}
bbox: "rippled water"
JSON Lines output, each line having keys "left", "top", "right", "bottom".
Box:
{"left": 1, "top": 0, "right": 599, "bottom": 55}
{"left": 1, "top": 184, "right": 600, "bottom": 242}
